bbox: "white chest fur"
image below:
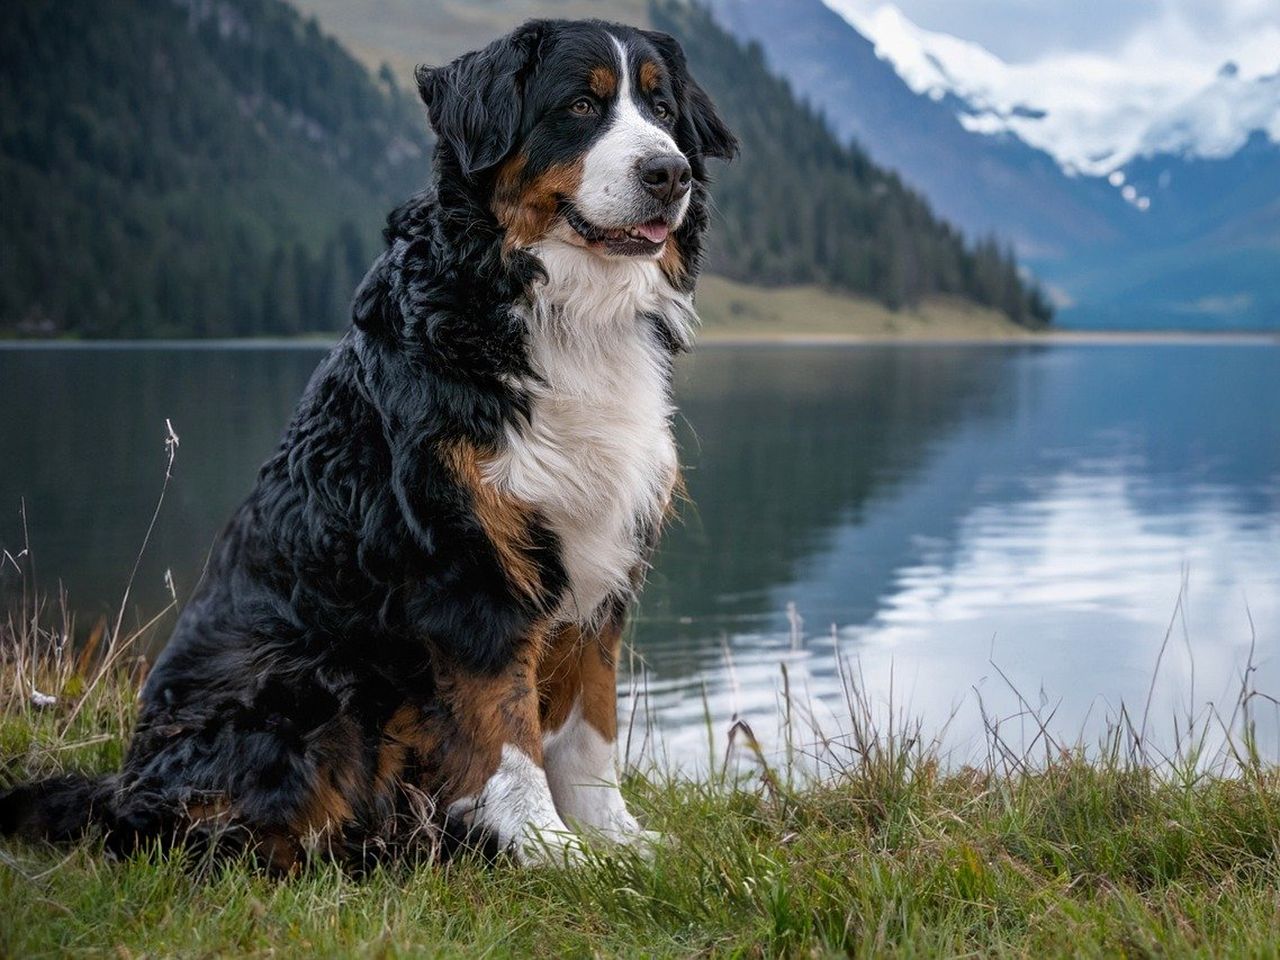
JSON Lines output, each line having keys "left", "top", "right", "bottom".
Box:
{"left": 483, "top": 243, "right": 696, "bottom": 623}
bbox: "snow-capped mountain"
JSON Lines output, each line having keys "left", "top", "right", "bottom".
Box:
{"left": 706, "top": 0, "right": 1133, "bottom": 257}
{"left": 826, "top": 0, "right": 1280, "bottom": 183}
{"left": 708, "top": 0, "right": 1280, "bottom": 330}
{"left": 1138, "top": 65, "right": 1280, "bottom": 165}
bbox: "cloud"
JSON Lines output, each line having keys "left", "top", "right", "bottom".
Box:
{"left": 840, "top": 0, "right": 1280, "bottom": 73}
{"left": 860, "top": 0, "right": 1156, "bottom": 61}
{"left": 828, "top": 0, "right": 1280, "bottom": 173}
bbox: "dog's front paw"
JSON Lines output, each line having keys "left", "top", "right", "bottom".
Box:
{"left": 619, "top": 827, "right": 665, "bottom": 861}
{"left": 517, "top": 825, "right": 590, "bottom": 868}
{"left": 576, "top": 811, "right": 665, "bottom": 858}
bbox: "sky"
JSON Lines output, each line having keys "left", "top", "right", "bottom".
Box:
{"left": 845, "top": 0, "right": 1280, "bottom": 71}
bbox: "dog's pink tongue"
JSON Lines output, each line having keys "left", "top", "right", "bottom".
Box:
{"left": 637, "top": 221, "right": 670, "bottom": 243}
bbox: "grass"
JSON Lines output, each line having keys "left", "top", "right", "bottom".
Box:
{"left": 4, "top": 581, "right": 1280, "bottom": 959}
{"left": 3, "top": 429, "right": 1280, "bottom": 957}
{"left": 693, "top": 275, "right": 1035, "bottom": 342}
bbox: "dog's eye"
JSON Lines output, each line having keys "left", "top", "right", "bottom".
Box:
{"left": 653, "top": 101, "right": 673, "bottom": 121}
{"left": 570, "top": 97, "right": 596, "bottom": 116}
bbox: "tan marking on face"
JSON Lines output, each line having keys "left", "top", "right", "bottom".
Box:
{"left": 441, "top": 440, "right": 545, "bottom": 602}
{"left": 589, "top": 65, "right": 618, "bottom": 99}
{"left": 638, "top": 60, "right": 662, "bottom": 94}
{"left": 538, "top": 619, "right": 622, "bottom": 742}
{"left": 658, "top": 234, "right": 686, "bottom": 289}
{"left": 493, "top": 154, "right": 586, "bottom": 251}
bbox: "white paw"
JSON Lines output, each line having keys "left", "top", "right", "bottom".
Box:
{"left": 574, "top": 812, "right": 665, "bottom": 858}
{"left": 517, "top": 824, "right": 589, "bottom": 868}
{"left": 612, "top": 827, "right": 665, "bottom": 861}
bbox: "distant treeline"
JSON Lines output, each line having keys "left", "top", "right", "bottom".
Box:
{"left": 0, "top": 0, "right": 428, "bottom": 337}
{"left": 655, "top": 1, "right": 1051, "bottom": 326}
{"left": 0, "top": 0, "right": 1048, "bottom": 337}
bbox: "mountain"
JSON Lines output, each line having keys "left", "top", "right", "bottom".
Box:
{"left": 1062, "top": 134, "right": 1280, "bottom": 329}
{"left": 705, "top": 0, "right": 1134, "bottom": 263}
{"left": 707, "top": 0, "right": 1280, "bottom": 330}
{"left": 289, "top": 0, "right": 649, "bottom": 79}
{"left": 652, "top": 1, "right": 1050, "bottom": 324}
{"left": 0, "top": 0, "right": 1050, "bottom": 337}
{"left": 829, "top": 4, "right": 1280, "bottom": 180}
{"left": 0, "top": 0, "right": 430, "bottom": 337}
{"left": 293, "top": 0, "right": 1053, "bottom": 325}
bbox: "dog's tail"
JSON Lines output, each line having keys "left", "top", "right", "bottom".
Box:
{"left": 0, "top": 774, "right": 118, "bottom": 843}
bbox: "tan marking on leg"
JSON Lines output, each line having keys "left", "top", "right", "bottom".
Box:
{"left": 539, "top": 615, "right": 653, "bottom": 849}
{"left": 374, "top": 704, "right": 420, "bottom": 797}
{"left": 293, "top": 772, "right": 356, "bottom": 837}
{"left": 581, "top": 620, "right": 621, "bottom": 742}
{"left": 493, "top": 156, "right": 585, "bottom": 250}
{"left": 538, "top": 624, "right": 584, "bottom": 735}
{"left": 183, "top": 796, "right": 232, "bottom": 825}
{"left": 278, "top": 719, "right": 368, "bottom": 852}
{"left": 435, "top": 627, "right": 550, "bottom": 802}
{"left": 539, "top": 620, "right": 621, "bottom": 742}
{"left": 432, "top": 628, "right": 580, "bottom": 863}
{"left": 256, "top": 831, "right": 304, "bottom": 875}
{"left": 441, "top": 440, "right": 545, "bottom": 604}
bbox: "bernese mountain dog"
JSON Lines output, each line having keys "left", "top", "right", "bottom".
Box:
{"left": 0, "top": 19, "right": 736, "bottom": 869}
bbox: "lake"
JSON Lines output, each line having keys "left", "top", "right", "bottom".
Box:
{"left": 2, "top": 341, "right": 1278, "bottom": 770}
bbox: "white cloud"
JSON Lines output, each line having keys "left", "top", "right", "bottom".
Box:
{"left": 634, "top": 467, "right": 1280, "bottom": 772}
{"left": 825, "top": 0, "right": 1280, "bottom": 175}
{"left": 839, "top": 0, "right": 1280, "bottom": 66}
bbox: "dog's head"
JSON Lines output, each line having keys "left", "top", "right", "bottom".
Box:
{"left": 416, "top": 19, "right": 737, "bottom": 260}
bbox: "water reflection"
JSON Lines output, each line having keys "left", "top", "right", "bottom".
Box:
{"left": 1, "top": 343, "right": 1277, "bottom": 770}
{"left": 0, "top": 346, "right": 326, "bottom": 628}
{"left": 629, "top": 345, "right": 1280, "bottom": 768}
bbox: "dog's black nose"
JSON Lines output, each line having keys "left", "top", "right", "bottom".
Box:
{"left": 638, "top": 154, "right": 692, "bottom": 205}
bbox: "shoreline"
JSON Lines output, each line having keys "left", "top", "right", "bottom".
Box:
{"left": 2, "top": 329, "right": 1276, "bottom": 349}
{"left": 696, "top": 328, "right": 1280, "bottom": 346}
{"left": 7, "top": 632, "right": 1280, "bottom": 956}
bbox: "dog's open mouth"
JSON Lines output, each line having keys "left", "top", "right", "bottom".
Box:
{"left": 562, "top": 203, "right": 670, "bottom": 256}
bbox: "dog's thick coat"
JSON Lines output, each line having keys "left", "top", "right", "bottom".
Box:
{"left": 1, "top": 19, "right": 735, "bottom": 867}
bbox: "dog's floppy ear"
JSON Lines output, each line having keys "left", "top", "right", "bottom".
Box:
{"left": 416, "top": 22, "right": 544, "bottom": 178}
{"left": 641, "top": 30, "right": 739, "bottom": 163}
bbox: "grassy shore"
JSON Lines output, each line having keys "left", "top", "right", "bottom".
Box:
{"left": 695, "top": 277, "right": 1280, "bottom": 344}
{"left": 4, "top": 598, "right": 1280, "bottom": 958}
{"left": 694, "top": 275, "right": 1039, "bottom": 342}
{"left": 7, "top": 273, "right": 1276, "bottom": 346}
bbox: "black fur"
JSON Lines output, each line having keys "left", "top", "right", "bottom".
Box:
{"left": 1, "top": 19, "right": 734, "bottom": 866}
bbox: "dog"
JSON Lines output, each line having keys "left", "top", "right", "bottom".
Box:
{"left": 0, "top": 19, "right": 736, "bottom": 869}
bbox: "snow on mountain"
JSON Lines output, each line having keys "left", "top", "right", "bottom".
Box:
{"left": 1140, "top": 65, "right": 1280, "bottom": 161}
{"left": 822, "top": 0, "right": 1280, "bottom": 181}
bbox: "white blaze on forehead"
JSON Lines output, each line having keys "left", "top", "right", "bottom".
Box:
{"left": 573, "top": 36, "right": 687, "bottom": 227}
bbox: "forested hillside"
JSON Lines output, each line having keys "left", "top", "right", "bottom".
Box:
{"left": 0, "top": 0, "right": 429, "bottom": 337}
{"left": 0, "top": 0, "right": 1049, "bottom": 336}
{"left": 654, "top": 1, "right": 1050, "bottom": 325}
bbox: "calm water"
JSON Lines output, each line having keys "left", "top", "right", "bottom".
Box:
{"left": 2, "top": 342, "right": 1278, "bottom": 768}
